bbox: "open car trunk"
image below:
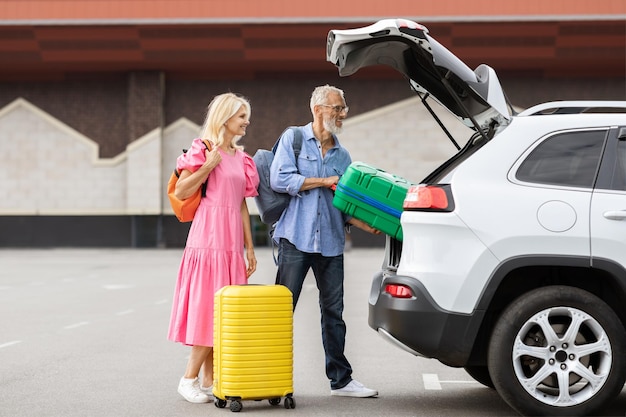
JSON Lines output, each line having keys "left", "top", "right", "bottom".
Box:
{"left": 327, "top": 19, "right": 512, "bottom": 143}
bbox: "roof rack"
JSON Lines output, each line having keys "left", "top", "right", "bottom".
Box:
{"left": 518, "top": 101, "right": 626, "bottom": 116}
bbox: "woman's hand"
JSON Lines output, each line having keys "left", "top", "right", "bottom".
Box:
{"left": 245, "top": 247, "right": 256, "bottom": 278}
{"left": 174, "top": 146, "right": 221, "bottom": 200}
{"left": 202, "top": 147, "right": 221, "bottom": 171}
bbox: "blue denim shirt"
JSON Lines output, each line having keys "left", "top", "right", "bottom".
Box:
{"left": 270, "top": 123, "right": 351, "bottom": 256}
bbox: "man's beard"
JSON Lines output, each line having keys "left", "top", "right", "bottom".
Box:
{"left": 323, "top": 115, "right": 342, "bottom": 134}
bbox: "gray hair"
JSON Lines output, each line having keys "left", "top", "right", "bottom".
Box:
{"left": 309, "top": 84, "right": 345, "bottom": 114}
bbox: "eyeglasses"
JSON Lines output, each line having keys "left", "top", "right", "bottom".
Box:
{"left": 320, "top": 104, "right": 349, "bottom": 113}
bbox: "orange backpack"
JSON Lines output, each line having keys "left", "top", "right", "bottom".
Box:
{"left": 167, "top": 139, "right": 212, "bottom": 222}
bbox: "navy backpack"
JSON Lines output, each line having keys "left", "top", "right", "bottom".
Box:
{"left": 253, "top": 127, "right": 303, "bottom": 225}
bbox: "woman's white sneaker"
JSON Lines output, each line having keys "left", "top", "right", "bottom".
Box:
{"left": 200, "top": 384, "right": 214, "bottom": 400}
{"left": 178, "top": 377, "right": 210, "bottom": 403}
{"left": 331, "top": 379, "right": 378, "bottom": 398}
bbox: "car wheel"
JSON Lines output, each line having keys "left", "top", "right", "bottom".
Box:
{"left": 488, "top": 285, "right": 626, "bottom": 416}
{"left": 464, "top": 365, "right": 494, "bottom": 389}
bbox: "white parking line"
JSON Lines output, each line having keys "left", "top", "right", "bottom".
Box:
{"left": 155, "top": 299, "right": 169, "bottom": 305}
{"left": 103, "top": 284, "right": 134, "bottom": 290}
{"left": 423, "top": 373, "right": 442, "bottom": 390}
{"left": 0, "top": 340, "right": 22, "bottom": 349}
{"left": 423, "top": 373, "right": 479, "bottom": 390}
{"left": 116, "top": 309, "right": 134, "bottom": 316}
{"left": 63, "top": 321, "right": 89, "bottom": 330}
{"left": 439, "top": 380, "right": 479, "bottom": 384}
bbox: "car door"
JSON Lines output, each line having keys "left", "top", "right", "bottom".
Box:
{"left": 590, "top": 126, "right": 626, "bottom": 271}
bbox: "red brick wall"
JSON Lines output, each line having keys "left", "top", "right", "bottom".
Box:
{"left": 1, "top": 73, "right": 623, "bottom": 158}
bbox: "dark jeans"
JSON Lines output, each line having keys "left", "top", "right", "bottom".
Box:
{"left": 275, "top": 238, "right": 352, "bottom": 389}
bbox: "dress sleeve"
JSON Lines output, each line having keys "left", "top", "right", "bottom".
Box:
{"left": 243, "top": 152, "right": 260, "bottom": 197}
{"left": 176, "top": 138, "right": 209, "bottom": 172}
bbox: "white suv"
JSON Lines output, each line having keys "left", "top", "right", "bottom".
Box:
{"left": 327, "top": 19, "right": 626, "bottom": 416}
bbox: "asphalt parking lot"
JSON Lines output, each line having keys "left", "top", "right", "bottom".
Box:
{"left": 1, "top": 248, "right": 624, "bottom": 417}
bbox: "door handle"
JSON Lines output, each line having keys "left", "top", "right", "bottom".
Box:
{"left": 603, "top": 210, "right": 626, "bottom": 220}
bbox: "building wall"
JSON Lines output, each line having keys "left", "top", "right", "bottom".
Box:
{"left": 0, "top": 73, "right": 623, "bottom": 247}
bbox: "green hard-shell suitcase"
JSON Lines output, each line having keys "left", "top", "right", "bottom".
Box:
{"left": 333, "top": 161, "right": 414, "bottom": 241}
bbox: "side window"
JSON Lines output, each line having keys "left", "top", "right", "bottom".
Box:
{"left": 608, "top": 138, "right": 626, "bottom": 191}
{"left": 516, "top": 130, "right": 607, "bottom": 188}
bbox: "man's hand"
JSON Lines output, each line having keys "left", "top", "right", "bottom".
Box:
{"left": 323, "top": 176, "right": 339, "bottom": 188}
{"left": 348, "top": 218, "right": 381, "bottom": 235}
{"left": 301, "top": 175, "right": 339, "bottom": 191}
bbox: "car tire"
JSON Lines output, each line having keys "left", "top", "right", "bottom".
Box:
{"left": 488, "top": 285, "right": 626, "bottom": 416}
{"left": 464, "top": 366, "right": 495, "bottom": 389}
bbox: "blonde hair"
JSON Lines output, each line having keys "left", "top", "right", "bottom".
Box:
{"left": 200, "top": 92, "right": 251, "bottom": 150}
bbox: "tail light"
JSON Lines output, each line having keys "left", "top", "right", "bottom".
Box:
{"left": 385, "top": 284, "right": 413, "bottom": 299}
{"left": 403, "top": 184, "right": 454, "bottom": 211}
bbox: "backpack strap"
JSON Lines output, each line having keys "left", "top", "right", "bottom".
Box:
{"left": 272, "top": 126, "right": 303, "bottom": 166}
{"left": 200, "top": 139, "right": 212, "bottom": 197}
{"left": 289, "top": 127, "right": 303, "bottom": 171}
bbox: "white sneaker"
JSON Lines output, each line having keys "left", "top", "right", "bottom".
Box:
{"left": 200, "top": 384, "right": 214, "bottom": 400}
{"left": 178, "top": 377, "right": 210, "bottom": 403}
{"left": 331, "top": 379, "right": 378, "bottom": 398}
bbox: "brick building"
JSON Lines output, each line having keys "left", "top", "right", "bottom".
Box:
{"left": 0, "top": 0, "right": 624, "bottom": 247}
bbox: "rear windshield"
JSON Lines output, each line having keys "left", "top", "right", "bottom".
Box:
{"left": 423, "top": 131, "right": 489, "bottom": 183}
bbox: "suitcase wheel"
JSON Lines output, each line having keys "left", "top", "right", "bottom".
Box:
{"left": 215, "top": 398, "right": 227, "bottom": 409}
{"left": 284, "top": 396, "right": 296, "bottom": 409}
{"left": 229, "top": 399, "right": 243, "bottom": 412}
{"left": 269, "top": 398, "right": 281, "bottom": 406}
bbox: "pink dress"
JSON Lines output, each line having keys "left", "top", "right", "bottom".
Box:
{"left": 168, "top": 138, "right": 259, "bottom": 347}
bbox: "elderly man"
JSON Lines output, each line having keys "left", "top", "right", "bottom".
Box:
{"left": 270, "top": 84, "right": 380, "bottom": 398}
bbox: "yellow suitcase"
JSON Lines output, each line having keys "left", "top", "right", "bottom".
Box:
{"left": 213, "top": 284, "right": 295, "bottom": 412}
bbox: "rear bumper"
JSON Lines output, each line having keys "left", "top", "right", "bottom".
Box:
{"left": 368, "top": 270, "right": 485, "bottom": 367}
